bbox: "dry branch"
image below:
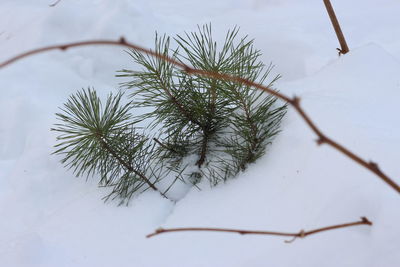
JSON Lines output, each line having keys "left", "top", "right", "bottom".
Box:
{"left": 146, "top": 217, "right": 372, "bottom": 242}
{"left": 323, "top": 0, "right": 349, "bottom": 55}
{"left": 1, "top": 38, "right": 398, "bottom": 194}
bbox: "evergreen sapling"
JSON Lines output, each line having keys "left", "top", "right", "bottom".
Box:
{"left": 119, "top": 25, "right": 287, "bottom": 185}
{"left": 53, "top": 25, "right": 286, "bottom": 203}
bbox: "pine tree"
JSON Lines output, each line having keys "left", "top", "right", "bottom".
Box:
{"left": 53, "top": 25, "right": 286, "bottom": 203}
{"left": 118, "top": 25, "right": 286, "bottom": 185}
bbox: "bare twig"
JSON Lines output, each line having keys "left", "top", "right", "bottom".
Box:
{"left": 146, "top": 217, "right": 372, "bottom": 242}
{"left": 323, "top": 0, "right": 349, "bottom": 55}
{"left": 0, "top": 38, "right": 399, "bottom": 194}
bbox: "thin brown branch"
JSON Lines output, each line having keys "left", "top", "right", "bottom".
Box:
{"left": 0, "top": 38, "right": 188, "bottom": 70}
{"left": 146, "top": 217, "right": 372, "bottom": 242}
{"left": 0, "top": 38, "right": 399, "bottom": 194}
{"left": 323, "top": 0, "right": 349, "bottom": 55}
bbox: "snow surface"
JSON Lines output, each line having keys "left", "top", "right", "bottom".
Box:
{"left": 1, "top": 0, "right": 399, "bottom": 266}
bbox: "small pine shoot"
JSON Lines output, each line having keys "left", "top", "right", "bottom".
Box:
{"left": 52, "top": 89, "right": 166, "bottom": 204}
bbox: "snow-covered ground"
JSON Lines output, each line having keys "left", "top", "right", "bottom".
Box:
{"left": 1, "top": 0, "right": 399, "bottom": 266}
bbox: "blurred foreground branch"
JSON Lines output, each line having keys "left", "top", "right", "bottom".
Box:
{"left": 0, "top": 38, "right": 398, "bottom": 194}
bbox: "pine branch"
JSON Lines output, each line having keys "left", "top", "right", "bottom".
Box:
{"left": 97, "top": 134, "right": 161, "bottom": 194}
{"left": 154, "top": 69, "right": 204, "bottom": 129}
{"left": 52, "top": 88, "right": 167, "bottom": 201}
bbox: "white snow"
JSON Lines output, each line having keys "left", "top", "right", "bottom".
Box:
{"left": 1, "top": 0, "right": 399, "bottom": 266}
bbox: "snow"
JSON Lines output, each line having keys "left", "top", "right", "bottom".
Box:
{"left": 1, "top": 0, "right": 399, "bottom": 266}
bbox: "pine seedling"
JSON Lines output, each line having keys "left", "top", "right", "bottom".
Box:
{"left": 52, "top": 88, "right": 166, "bottom": 203}
{"left": 119, "top": 25, "right": 287, "bottom": 185}
{"left": 53, "top": 25, "right": 286, "bottom": 203}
